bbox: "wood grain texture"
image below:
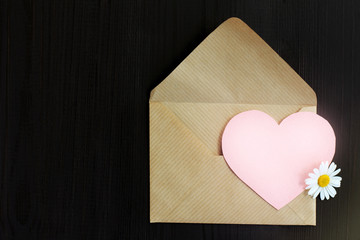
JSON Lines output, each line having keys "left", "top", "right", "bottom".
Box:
{"left": 1, "top": 0, "right": 359, "bottom": 239}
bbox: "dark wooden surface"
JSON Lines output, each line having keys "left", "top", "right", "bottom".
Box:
{"left": 1, "top": 0, "right": 360, "bottom": 239}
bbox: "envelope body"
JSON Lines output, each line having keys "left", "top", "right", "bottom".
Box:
{"left": 149, "top": 18, "right": 317, "bottom": 225}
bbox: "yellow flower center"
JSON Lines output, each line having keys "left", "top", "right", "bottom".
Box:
{"left": 318, "top": 174, "right": 330, "bottom": 187}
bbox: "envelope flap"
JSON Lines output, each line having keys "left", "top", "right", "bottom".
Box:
{"left": 150, "top": 18, "right": 316, "bottom": 105}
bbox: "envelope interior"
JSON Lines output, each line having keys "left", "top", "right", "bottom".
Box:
{"left": 161, "top": 102, "right": 314, "bottom": 155}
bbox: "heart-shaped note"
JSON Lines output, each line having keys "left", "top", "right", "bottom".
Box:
{"left": 222, "top": 110, "right": 336, "bottom": 209}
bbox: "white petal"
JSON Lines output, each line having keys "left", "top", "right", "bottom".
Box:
{"left": 313, "top": 187, "right": 322, "bottom": 199}
{"left": 309, "top": 173, "right": 318, "bottom": 179}
{"left": 305, "top": 178, "right": 317, "bottom": 185}
{"left": 320, "top": 188, "right": 325, "bottom": 200}
{"left": 327, "top": 185, "right": 337, "bottom": 197}
{"left": 332, "top": 176, "right": 342, "bottom": 182}
{"left": 330, "top": 168, "right": 341, "bottom": 177}
{"left": 313, "top": 168, "right": 320, "bottom": 176}
{"left": 324, "top": 162, "right": 329, "bottom": 171}
{"left": 324, "top": 187, "right": 330, "bottom": 200}
{"left": 319, "top": 163, "right": 325, "bottom": 174}
{"left": 323, "top": 161, "right": 329, "bottom": 174}
{"left": 330, "top": 176, "right": 342, "bottom": 187}
{"left": 330, "top": 179, "right": 341, "bottom": 188}
{"left": 308, "top": 185, "right": 319, "bottom": 196}
{"left": 327, "top": 162, "right": 336, "bottom": 175}
{"left": 306, "top": 184, "right": 314, "bottom": 190}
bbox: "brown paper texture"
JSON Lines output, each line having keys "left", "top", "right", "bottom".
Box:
{"left": 149, "top": 17, "right": 317, "bottom": 225}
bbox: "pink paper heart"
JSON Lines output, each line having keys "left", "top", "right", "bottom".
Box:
{"left": 222, "top": 110, "right": 336, "bottom": 209}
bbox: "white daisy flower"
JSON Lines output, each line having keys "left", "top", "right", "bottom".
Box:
{"left": 305, "top": 161, "right": 342, "bottom": 200}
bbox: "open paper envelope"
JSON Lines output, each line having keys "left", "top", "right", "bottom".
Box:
{"left": 150, "top": 18, "right": 317, "bottom": 225}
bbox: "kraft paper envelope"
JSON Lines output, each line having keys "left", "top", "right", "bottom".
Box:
{"left": 150, "top": 17, "right": 317, "bottom": 225}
